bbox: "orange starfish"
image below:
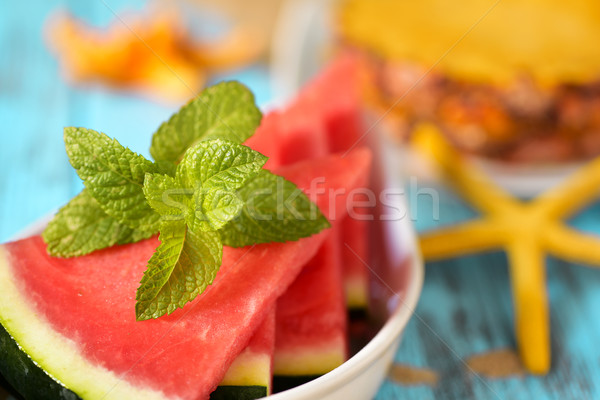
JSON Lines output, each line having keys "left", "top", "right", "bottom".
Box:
{"left": 46, "top": 9, "right": 264, "bottom": 101}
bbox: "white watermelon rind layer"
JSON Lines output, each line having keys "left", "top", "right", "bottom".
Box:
{"left": 344, "top": 276, "right": 368, "bottom": 309}
{"left": 0, "top": 247, "right": 175, "bottom": 400}
{"left": 211, "top": 351, "right": 270, "bottom": 400}
{"left": 219, "top": 350, "right": 270, "bottom": 390}
{"left": 273, "top": 336, "right": 346, "bottom": 376}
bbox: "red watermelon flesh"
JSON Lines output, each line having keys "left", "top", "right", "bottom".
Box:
{"left": 246, "top": 58, "right": 360, "bottom": 169}
{"left": 276, "top": 104, "right": 328, "bottom": 166}
{"left": 273, "top": 226, "right": 347, "bottom": 376}
{"left": 340, "top": 159, "right": 372, "bottom": 309}
{"left": 340, "top": 216, "right": 370, "bottom": 308}
{"left": 297, "top": 55, "right": 372, "bottom": 308}
{"left": 246, "top": 106, "right": 328, "bottom": 168}
{"left": 296, "top": 54, "right": 364, "bottom": 153}
{"left": 0, "top": 149, "right": 371, "bottom": 400}
{"left": 276, "top": 148, "right": 371, "bottom": 222}
{"left": 244, "top": 110, "right": 284, "bottom": 170}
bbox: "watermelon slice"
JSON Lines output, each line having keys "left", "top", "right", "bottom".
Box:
{"left": 296, "top": 54, "right": 364, "bottom": 153}
{"left": 339, "top": 163, "right": 371, "bottom": 310}
{"left": 340, "top": 216, "right": 370, "bottom": 309}
{"left": 276, "top": 104, "right": 328, "bottom": 166}
{"left": 211, "top": 308, "right": 275, "bottom": 399}
{"left": 244, "top": 110, "right": 283, "bottom": 170}
{"left": 269, "top": 65, "right": 368, "bottom": 376}
{"left": 0, "top": 149, "right": 371, "bottom": 400}
{"left": 296, "top": 55, "right": 372, "bottom": 308}
{"left": 245, "top": 104, "right": 327, "bottom": 167}
{"left": 273, "top": 226, "right": 347, "bottom": 377}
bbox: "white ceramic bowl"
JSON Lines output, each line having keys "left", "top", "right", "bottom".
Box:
{"left": 14, "top": 133, "right": 424, "bottom": 400}
{"left": 467, "top": 157, "right": 585, "bottom": 198}
{"left": 8, "top": 2, "right": 425, "bottom": 394}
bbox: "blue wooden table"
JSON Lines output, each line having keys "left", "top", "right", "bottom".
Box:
{"left": 1, "top": 1, "right": 599, "bottom": 399}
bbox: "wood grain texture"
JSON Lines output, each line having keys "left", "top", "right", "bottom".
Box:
{"left": 1, "top": 1, "right": 599, "bottom": 399}
{"left": 375, "top": 188, "right": 600, "bottom": 399}
{"left": 0, "top": 0, "right": 272, "bottom": 243}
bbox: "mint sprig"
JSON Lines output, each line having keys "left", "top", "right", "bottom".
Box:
{"left": 200, "top": 189, "right": 244, "bottom": 231}
{"left": 142, "top": 174, "right": 188, "bottom": 220}
{"left": 144, "top": 139, "right": 266, "bottom": 232}
{"left": 150, "top": 81, "right": 262, "bottom": 163}
{"left": 136, "top": 140, "right": 268, "bottom": 319}
{"left": 43, "top": 81, "right": 330, "bottom": 321}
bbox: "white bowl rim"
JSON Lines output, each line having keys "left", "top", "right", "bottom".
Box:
{"left": 15, "top": 210, "right": 424, "bottom": 400}
{"left": 268, "top": 230, "right": 424, "bottom": 399}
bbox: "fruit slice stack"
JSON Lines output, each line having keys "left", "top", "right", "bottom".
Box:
{"left": 0, "top": 55, "right": 372, "bottom": 399}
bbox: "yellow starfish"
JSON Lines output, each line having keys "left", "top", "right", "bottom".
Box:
{"left": 412, "top": 124, "right": 600, "bottom": 374}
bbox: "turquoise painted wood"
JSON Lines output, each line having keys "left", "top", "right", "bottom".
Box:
{"left": 377, "top": 189, "right": 600, "bottom": 399}
{"left": 1, "top": 1, "right": 599, "bottom": 399}
{"left": 0, "top": 0, "right": 271, "bottom": 242}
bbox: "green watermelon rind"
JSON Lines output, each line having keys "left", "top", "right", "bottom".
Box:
{"left": 209, "top": 385, "right": 267, "bottom": 400}
{"left": 272, "top": 375, "right": 319, "bottom": 394}
{"left": 0, "top": 322, "right": 80, "bottom": 400}
{"left": 0, "top": 247, "right": 170, "bottom": 400}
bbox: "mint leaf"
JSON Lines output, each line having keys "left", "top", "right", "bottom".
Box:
{"left": 220, "top": 170, "right": 331, "bottom": 247}
{"left": 144, "top": 139, "right": 265, "bottom": 231}
{"left": 64, "top": 127, "right": 160, "bottom": 235}
{"left": 135, "top": 220, "right": 222, "bottom": 320}
{"left": 45, "top": 83, "right": 334, "bottom": 321}
{"left": 43, "top": 190, "right": 151, "bottom": 257}
{"left": 177, "top": 139, "right": 267, "bottom": 191}
{"left": 195, "top": 189, "right": 243, "bottom": 232}
{"left": 143, "top": 173, "right": 192, "bottom": 221}
{"left": 155, "top": 160, "right": 177, "bottom": 177}
{"left": 150, "top": 81, "right": 262, "bottom": 163}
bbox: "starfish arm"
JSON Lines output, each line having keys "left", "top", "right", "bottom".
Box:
{"left": 186, "top": 26, "right": 265, "bottom": 69}
{"left": 533, "top": 157, "right": 600, "bottom": 220}
{"left": 543, "top": 223, "right": 600, "bottom": 266}
{"left": 411, "top": 124, "right": 521, "bottom": 215}
{"left": 507, "top": 238, "right": 550, "bottom": 374}
{"left": 419, "top": 220, "right": 506, "bottom": 260}
{"left": 444, "top": 161, "right": 520, "bottom": 215}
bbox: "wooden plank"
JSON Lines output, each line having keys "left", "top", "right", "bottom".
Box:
{"left": 0, "top": 0, "right": 75, "bottom": 242}
{"left": 376, "top": 188, "right": 600, "bottom": 399}
{"left": 2, "top": 1, "right": 600, "bottom": 398}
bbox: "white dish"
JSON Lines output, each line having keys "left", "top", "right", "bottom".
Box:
{"left": 9, "top": 134, "right": 423, "bottom": 400}
{"left": 270, "top": 0, "right": 586, "bottom": 198}
{"left": 468, "top": 157, "right": 584, "bottom": 198}
{"left": 5, "top": 4, "right": 425, "bottom": 394}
